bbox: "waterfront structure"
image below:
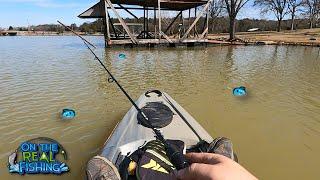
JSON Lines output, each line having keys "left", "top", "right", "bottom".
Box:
{"left": 78, "top": 0, "right": 211, "bottom": 47}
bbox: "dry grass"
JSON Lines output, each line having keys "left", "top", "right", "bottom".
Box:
{"left": 208, "top": 28, "right": 320, "bottom": 44}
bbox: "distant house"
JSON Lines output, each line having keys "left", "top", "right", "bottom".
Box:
{"left": 247, "top": 28, "right": 260, "bottom": 32}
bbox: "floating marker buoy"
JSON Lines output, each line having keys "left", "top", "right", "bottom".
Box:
{"left": 233, "top": 86, "right": 247, "bottom": 96}
{"left": 118, "top": 53, "right": 126, "bottom": 59}
{"left": 61, "top": 109, "right": 76, "bottom": 120}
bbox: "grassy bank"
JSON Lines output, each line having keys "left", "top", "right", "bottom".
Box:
{"left": 208, "top": 28, "right": 320, "bottom": 46}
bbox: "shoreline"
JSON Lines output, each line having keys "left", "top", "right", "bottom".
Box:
{"left": 208, "top": 28, "right": 320, "bottom": 47}
{"left": 208, "top": 39, "right": 320, "bottom": 47}
{"left": 2, "top": 29, "right": 320, "bottom": 47}
{"left": 0, "top": 30, "right": 104, "bottom": 36}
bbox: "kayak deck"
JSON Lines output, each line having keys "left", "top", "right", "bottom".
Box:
{"left": 100, "top": 90, "right": 213, "bottom": 167}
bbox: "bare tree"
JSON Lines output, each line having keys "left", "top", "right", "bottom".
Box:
{"left": 209, "top": 0, "right": 224, "bottom": 32}
{"left": 223, "top": 0, "right": 250, "bottom": 40}
{"left": 210, "top": 0, "right": 224, "bottom": 19}
{"left": 254, "top": 0, "right": 289, "bottom": 32}
{"left": 302, "top": 0, "right": 320, "bottom": 28}
{"left": 288, "top": 0, "right": 304, "bottom": 30}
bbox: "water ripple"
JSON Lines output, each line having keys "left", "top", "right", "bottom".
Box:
{"left": 0, "top": 36, "right": 319, "bottom": 179}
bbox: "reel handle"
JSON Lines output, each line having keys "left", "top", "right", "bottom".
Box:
{"left": 166, "top": 143, "right": 189, "bottom": 170}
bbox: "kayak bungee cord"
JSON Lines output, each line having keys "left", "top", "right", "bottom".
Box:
{"left": 162, "top": 94, "right": 203, "bottom": 142}
{"left": 57, "top": 21, "right": 189, "bottom": 170}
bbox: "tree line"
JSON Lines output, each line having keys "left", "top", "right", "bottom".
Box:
{"left": 212, "top": 0, "right": 320, "bottom": 39}
{"left": 3, "top": 0, "right": 320, "bottom": 40}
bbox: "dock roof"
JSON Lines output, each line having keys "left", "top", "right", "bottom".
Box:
{"left": 79, "top": 0, "right": 208, "bottom": 18}
{"left": 110, "top": 0, "right": 208, "bottom": 10}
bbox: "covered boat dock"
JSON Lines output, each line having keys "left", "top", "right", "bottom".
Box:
{"left": 78, "top": 0, "right": 211, "bottom": 47}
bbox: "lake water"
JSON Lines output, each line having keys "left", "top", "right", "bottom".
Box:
{"left": 0, "top": 36, "right": 319, "bottom": 179}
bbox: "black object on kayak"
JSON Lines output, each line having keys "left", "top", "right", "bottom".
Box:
{"left": 61, "top": 108, "right": 76, "bottom": 120}
{"left": 233, "top": 86, "right": 247, "bottom": 96}
{"left": 137, "top": 102, "right": 173, "bottom": 128}
{"left": 58, "top": 21, "right": 189, "bottom": 170}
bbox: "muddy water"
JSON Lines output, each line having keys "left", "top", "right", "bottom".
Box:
{"left": 0, "top": 36, "right": 319, "bottom": 179}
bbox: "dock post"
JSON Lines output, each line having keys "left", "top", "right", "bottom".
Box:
{"left": 109, "top": 12, "right": 118, "bottom": 39}
{"left": 158, "top": 0, "right": 161, "bottom": 42}
{"left": 154, "top": 7, "right": 157, "bottom": 39}
{"left": 105, "top": 0, "right": 138, "bottom": 44}
{"left": 181, "top": 0, "right": 211, "bottom": 41}
{"left": 181, "top": 12, "right": 185, "bottom": 34}
{"left": 206, "top": 3, "right": 209, "bottom": 38}
{"left": 105, "top": 9, "right": 111, "bottom": 44}
{"left": 188, "top": 9, "right": 191, "bottom": 38}
{"left": 102, "top": 0, "right": 111, "bottom": 47}
{"left": 194, "top": 8, "right": 197, "bottom": 37}
{"left": 146, "top": 9, "right": 149, "bottom": 36}
{"left": 143, "top": 7, "right": 146, "bottom": 38}
{"left": 102, "top": 0, "right": 107, "bottom": 48}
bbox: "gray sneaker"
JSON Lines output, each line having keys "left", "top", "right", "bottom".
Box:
{"left": 207, "top": 137, "right": 238, "bottom": 162}
{"left": 86, "top": 156, "right": 121, "bottom": 180}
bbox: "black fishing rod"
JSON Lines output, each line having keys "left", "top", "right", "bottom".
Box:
{"left": 57, "top": 21, "right": 189, "bottom": 170}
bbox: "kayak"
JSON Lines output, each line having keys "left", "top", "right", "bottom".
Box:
{"left": 61, "top": 20, "right": 232, "bottom": 179}
{"left": 99, "top": 90, "right": 213, "bottom": 168}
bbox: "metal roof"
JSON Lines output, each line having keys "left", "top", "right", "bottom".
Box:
{"left": 78, "top": 0, "right": 208, "bottom": 18}
{"left": 78, "top": 2, "right": 103, "bottom": 18}
{"left": 111, "top": 0, "right": 208, "bottom": 10}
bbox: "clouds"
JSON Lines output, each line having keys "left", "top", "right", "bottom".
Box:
{"left": 0, "top": 0, "right": 97, "bottom": 27}
{"left": 0, "top": 0, "right": 90, "bottom": 8}
{"left": 238, "top": 6, "right": 265, "bottom": 19}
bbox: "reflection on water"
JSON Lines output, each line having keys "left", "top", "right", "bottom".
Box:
{"left": 0, "top": 36, "right": 319, "bottom": 179}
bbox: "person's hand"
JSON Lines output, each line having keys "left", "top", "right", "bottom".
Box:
{"left": 176, "top": 153, "right": 257, "bottom": 180}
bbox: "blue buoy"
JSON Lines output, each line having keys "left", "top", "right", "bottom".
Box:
{"left": 61, "top": 109, "right": 76, "bottom": 120}
{"left": 233, "top": 86, "right": 247, "bottom": 96}
{"left": 118, "top": 53, "right": 126, "bottom": 59}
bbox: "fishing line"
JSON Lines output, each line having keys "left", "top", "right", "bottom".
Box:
{"left": 57, "top": 21, "right": 189, "bottom": 170}
{"left": 162, "top": 93, "right": 203, "bottom": 142}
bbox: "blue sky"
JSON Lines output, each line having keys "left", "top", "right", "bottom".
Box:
{"left": 0, "top": 0, "right": 273, "bottom": 28}
{"left": 0, "top": 0, "right": 98, "bottom": 27}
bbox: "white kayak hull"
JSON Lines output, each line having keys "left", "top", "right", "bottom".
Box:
{"left": 99, "top": 90, "right": 213, "bottom": 167}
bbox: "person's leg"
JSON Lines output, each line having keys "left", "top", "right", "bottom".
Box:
{"left": 86, "top": 156, "right": 121, "bottom": 180}
{"left": 207, "top": 137, "right": 238, "bottom": 162}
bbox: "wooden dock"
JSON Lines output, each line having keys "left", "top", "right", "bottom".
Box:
{"left": 78, "top": 0, "right": 212, "bottom": 48}
{"left": 109, "top": 38, "right": 209, "bottom": 47}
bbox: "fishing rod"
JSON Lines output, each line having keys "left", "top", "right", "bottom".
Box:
{"left": 57, "top": 21, "right": 96, "bottom": 49}
{"left": 57, "top": 21, "right": 189, "bottom": 170}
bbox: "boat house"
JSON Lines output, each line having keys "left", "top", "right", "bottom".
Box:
{"left": 78, "top": 0, "right": 211, "bottom": 47}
